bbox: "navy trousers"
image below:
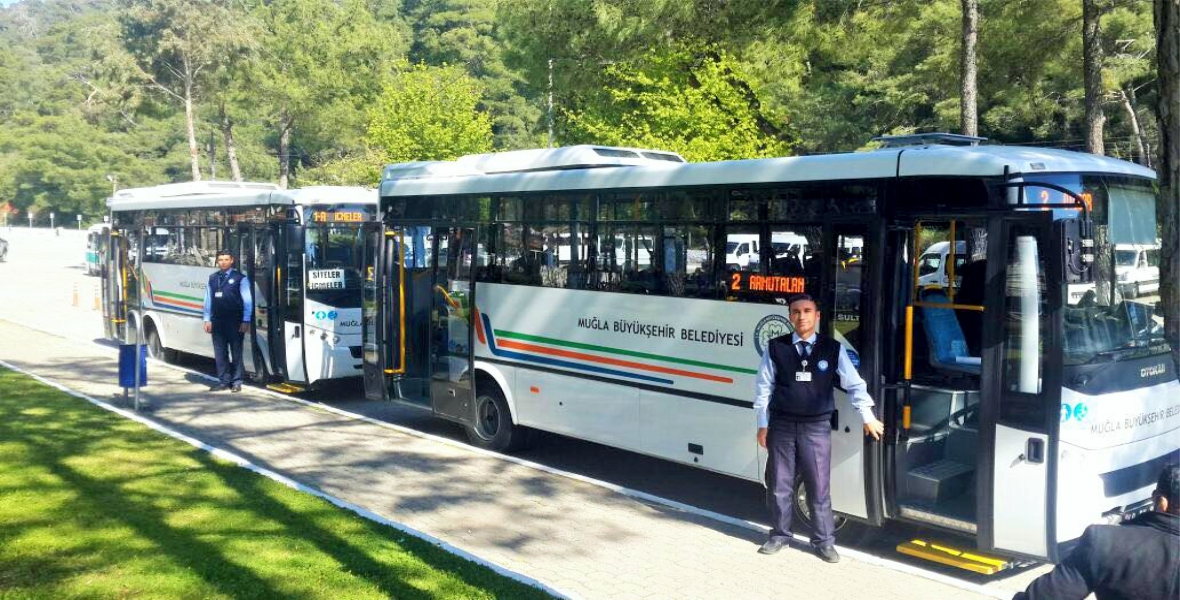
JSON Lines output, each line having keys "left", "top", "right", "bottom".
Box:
{"left": 210, "top": 320, "right": 245, "bottom": 386}
{"left": 766, "top": 418, "right": 836, "bottom": 548}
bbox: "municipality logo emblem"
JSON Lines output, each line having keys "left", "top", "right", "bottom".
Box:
{"left": 754, "top": 314, "right": 793, "bottom": 357}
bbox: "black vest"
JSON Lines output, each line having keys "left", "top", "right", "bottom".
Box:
{"left": 767, "top": 334, "right": 842, "bottom": 422}
{"left": 208, "top": 269, "right": 245, "bottom": 322}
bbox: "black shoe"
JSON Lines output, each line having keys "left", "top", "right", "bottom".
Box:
{"left": 231, "top": 383, "right": 242, "bottom": 393}
{"left": 758, "top": 538, "right": 787, "bottom": 555}
{"left": 209, "top": 383, "right": 229, "bottom": 392}
{"left": 815, "top": 545, "right": 840, "bottom": 563}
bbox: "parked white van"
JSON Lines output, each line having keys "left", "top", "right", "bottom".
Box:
{"left": 1115, "top": 244, "right": 1160, "bottom": 298}
{"left": 726, "top": 232, "right": 809, "bottom": 270}
{"left": 916, "top": 240, "right": 967, "bottom": 289}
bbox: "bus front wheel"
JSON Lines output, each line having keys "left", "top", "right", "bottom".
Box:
{"left": 145, "top": 326, "right": 177, "bottom": 364}
{"left": 465, "top": 383, "right": 530, "bottom": 453}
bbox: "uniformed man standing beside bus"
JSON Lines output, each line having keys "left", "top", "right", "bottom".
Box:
{"left": 754, "top": 293, "right": 884, "bottom": 562}
{"left": 202, "top": 250, "right": 253, "bottom": 392}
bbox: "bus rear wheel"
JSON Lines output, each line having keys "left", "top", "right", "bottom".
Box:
{"left": 793, "top": 476, "right": 848, "bottom": 535}
{"left": 465, "top": 384, "right": 530, "bottom": 453}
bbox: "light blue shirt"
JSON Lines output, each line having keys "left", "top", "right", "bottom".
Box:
{"left": 202, "top": 268, "right": 254, "bottom": 323}
{"left": 753, "top": 331, "right": 876, "bottom": 428}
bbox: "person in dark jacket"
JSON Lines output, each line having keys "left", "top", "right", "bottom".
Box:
{"left": 202, "top": 250, "right": 253, "bottom": 392}
{"left": 1014, "top": 462, "right": 1180, "bottom": 600}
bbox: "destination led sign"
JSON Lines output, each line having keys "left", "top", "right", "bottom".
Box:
{"left": 312, "top": 210, "right": 366, "bottom": 223}
{"left": 729, "top": 272, "right": 807, "bottom": 295}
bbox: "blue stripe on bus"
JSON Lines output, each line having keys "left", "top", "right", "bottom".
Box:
{"left": 480, "top": 312, "right": 674, "bottom": 386}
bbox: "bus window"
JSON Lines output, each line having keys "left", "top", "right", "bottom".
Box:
{"left": 306, "top": 223, "right": 364, "bottom": 309}
{"left": 834, "top": 233, "right": 865, "bottom": 352}
{"left": 1001, "top": 230, "right": 1047, "bottom": 428}
{"left": 661, "top": 224, "right": 714, "bottom": 298}
{"left": 594, "top": 224, "right": 656, "bottom": 294}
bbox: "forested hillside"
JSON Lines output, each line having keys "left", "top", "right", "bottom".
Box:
{"left": 0, "top": 0, "right": 1161, "bottom": 225}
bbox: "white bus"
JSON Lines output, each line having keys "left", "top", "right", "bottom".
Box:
{"left": 102, "top": 181, "right": 377, "bottom": 390}
{"left": 361, "top": 138, "right": 1178, "bottom": 572}
{"left": 85, "top": 222, "right": 110, "bottom": 276}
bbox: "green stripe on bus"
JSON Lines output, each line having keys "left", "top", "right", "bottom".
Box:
{"left": 493, "top": 329, "right": 758, "bottom": 375}
{"left": 153, "top": 290, "right": 203, "bottom": 302}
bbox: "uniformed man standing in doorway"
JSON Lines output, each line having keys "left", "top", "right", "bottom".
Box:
{"left": 202, "top": 250, "right": 252, "bottom": 392}
{"left": 754, "top": 293, "right": 884, "bottom": 562}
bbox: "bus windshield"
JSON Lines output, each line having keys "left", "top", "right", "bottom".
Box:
{"left": 304, "top": 205, "right": 371, "bottom": 309}
{"left": 1055, "top": 176, "right": 1168, "bottom": 365}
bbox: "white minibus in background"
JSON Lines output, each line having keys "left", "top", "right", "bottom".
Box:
{"left": 361, "top": 136, "right": 1178, "bottom": 574}
{"left": 85, "top": 222, "right": 109, "bottom": 276}
{"left": 103, "top": 182, "right": 376, "bottom": 391}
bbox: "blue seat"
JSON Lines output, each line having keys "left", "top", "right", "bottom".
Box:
{"left": 921, "top": 290, "right": 981, "bottom": 375}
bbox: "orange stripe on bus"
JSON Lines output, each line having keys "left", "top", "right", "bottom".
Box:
{"left": 496, "top": 339, "right": 733, "bottom": 384}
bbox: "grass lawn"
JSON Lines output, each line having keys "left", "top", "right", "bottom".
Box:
{"left": 0, "top": 367, "right": 553, "bottom": 599}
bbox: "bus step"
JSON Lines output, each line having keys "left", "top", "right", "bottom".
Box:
{"left": 266, "top": 383, "right": 306, "bottom": 394}
{"left": 895, "top": 539, "right": 1012, "bottom": 575}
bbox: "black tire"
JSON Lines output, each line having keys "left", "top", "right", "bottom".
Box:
{"left": 793, "top": 476, "right": 849, "bottom": 534}
{"left": 1132, "top": 283, "right": 1141, "bottom": 298}
{"left": 464, "top": 382, "right": 530, "bottom": 452}
{"left": 145, "top": 325, "right": 177, "bottom": 364}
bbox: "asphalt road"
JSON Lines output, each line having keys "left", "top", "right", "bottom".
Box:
{"left": 0, "top": 227, "right": 1050, "bottom": 597}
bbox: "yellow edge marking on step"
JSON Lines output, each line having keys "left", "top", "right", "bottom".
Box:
{"left": 896, "top": 541, "right": 1005, "bottom": 576}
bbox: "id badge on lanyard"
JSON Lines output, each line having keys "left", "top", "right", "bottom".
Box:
{"left": 796, "top": 359, "right": 812, "bottom": 382}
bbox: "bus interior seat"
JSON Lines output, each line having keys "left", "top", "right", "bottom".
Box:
{"left": 920, "top": 290, "right": 981, "bottom": 375}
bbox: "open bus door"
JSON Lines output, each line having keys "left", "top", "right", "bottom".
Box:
{"left": 102, "top": 227, "right": 128, "bottom": 341}
{"left": 428, "top": 227, "right": 476, "bottom": 422}
{"left": 232, "top": 224, "right": 266, "bottom": 380}
{"left": 242, "top": 222, "right": 306, "bottom": 388}
{"left": 978, "top": 213, "right": 1061, "bottom": 560}
{"left": 362, "top": 222, "right": 396, "bottom": 400}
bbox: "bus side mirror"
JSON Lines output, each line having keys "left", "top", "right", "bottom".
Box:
{"left": 1057, "top": 218, "right": 1094, "bottom": 284}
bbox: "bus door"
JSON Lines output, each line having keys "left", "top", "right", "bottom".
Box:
{"left": 246, "top": 223, "right": 304, "bottom": 385}
{"left": 102, "top": 227, "right": 129, "bottom": 341}
{"left": 429, "top": 227, "right": 476, "bottom": 422}
{"left": 277, "top": 222, "right": 309, "bottom": 384}
{"left": 978, "top": 212, "right": 1061, "bottom": 559}
{"left": 233, "top": 224, "right": 267, "bottom": 378}
{"left": 363, "top": 225, "right": 433, "bottom": 408}
{"left": 825, "top": 224, "right": 874, "bottom": 522}
{"left": 361, "top": 222, "right": 390, "bottom": 400}
{"left": 883, "top": 216, "right": 989, "bottom": 537}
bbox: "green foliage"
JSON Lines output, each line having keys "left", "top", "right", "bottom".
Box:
{"left": 408, "top": 0, "right": 541, "bottom": 148}
{"left": 0, "top": 0, "right": 1166, "bottom": 219}
{"left": 366, "top": 63, "right": 494, "bottom": 162}
{"left": 563, "top": 45, "right": 793, "bottom": 162}
{"left": 299, "top": 147, "right": 388, "bottom": 187}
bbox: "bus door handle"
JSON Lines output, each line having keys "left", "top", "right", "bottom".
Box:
{"left": 1022, "top": 438, "right": 1045, "bottom": 464}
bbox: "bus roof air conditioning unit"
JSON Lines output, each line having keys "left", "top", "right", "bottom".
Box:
{"left": 873, "top": 133, "right": 987, "bottom": 148}
{"left": 455, "top": 145, "right": 686, "bottom": 174}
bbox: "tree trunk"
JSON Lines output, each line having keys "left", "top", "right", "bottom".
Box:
{"left": 1116, "top": 89, "right": 1150, "bottom": 168}
{"left": 220, "top": 101, "right": 242, "bottom": 182}
{"left": 1155, "top": 0, "right": 1180, "bottom": 370}
{"left": 184, "top": 67, "right": 201, "bottom": 182}
{"left": 1083, "top": 0, "right": 1106, "bottom": 155}
{"left": 960, "top": 0, "right": 979, "bottom": 137}
{"left": 278, "top": 108, "right": 291, "bottom": 190}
